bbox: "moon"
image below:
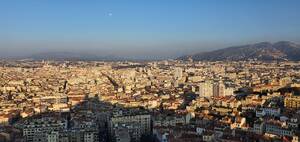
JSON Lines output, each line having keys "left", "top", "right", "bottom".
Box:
{"left": 108, "top": 13, "right": 113, "bottom": 16}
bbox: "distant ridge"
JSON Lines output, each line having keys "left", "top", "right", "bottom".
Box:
{"left": 29, "top": 52, "right": 125, "bottom": 61}
{"left": 27, "top": 52, "right": 158, "bottom": 61}
{"left": 178, "top": 41, "right": 300, "bottom": 61}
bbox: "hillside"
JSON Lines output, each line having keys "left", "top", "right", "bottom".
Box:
{"left": 179, "top": 41, "right": 300, "bottom": 61}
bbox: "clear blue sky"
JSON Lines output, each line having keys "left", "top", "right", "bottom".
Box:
{"left": 1, "top": 0, "right": 300, "bottom": 59}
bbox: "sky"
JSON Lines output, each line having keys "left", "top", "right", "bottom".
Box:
{"left": 1, "top": 0, "right": 300, "bottom": 60}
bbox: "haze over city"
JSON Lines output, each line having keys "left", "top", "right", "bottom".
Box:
{"left": 1, "top": 0, "right": 300, "bottom": 60}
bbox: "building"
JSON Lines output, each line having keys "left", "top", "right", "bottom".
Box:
{"left": 285, "top": 93, "right": 300, "bottom": 108}
{"left": 256, "top": 108, "right": 280, "bottom": 117}
{"left": 22, "top": 117, "right": 67, "bottom": 142}
{"left": 174, "top": 67, "right": 183, "bottom": 80}
{"left": 199, "top": 80, "right": 214, "bottom": 98}
{"left": 253, "top": 121, "right": 265, "bottom": 135}
{"left": 265, "top": 121, "right": 293, "bottom": 137}
{"left": 46, "top": 129, "right": 99, "bottom": 142}
{"left": 113, "top": 125, "right": 136, "bottom": 142}
{"left": 108, "top": 109, "right": 151, "bottom": 142}
{"left": 199, "top": 80, "right": 234, "bottom": 98}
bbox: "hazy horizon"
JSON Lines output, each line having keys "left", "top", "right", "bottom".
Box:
{"left": 1, "top": 0, "right": 300, "bottom": 60}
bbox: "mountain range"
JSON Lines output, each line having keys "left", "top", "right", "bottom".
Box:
{"left": 23, "top": 41, "right": 300, "bottom": 61}
{"left": 179, "top": 41, "right": 300, "bottom": 61}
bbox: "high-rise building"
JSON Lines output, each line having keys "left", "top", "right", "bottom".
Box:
{"left": 199, "top": 80, "right": 223, "bottom": 97}
{"left": 213, "top": 83, "right": 220, "bottom": 97}
{"left": 199, "top": 81, "right": 233, "bottom": 97}
{"left": 199, "top": 80, "right": 214, "bottom": 97}
{"left": 218, "top": 82, "right": 225, "bottom": 97}
{"left": 174, "top": 67, "right": 183, "bottom": 80}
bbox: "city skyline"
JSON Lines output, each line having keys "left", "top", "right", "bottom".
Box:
{"left": 2, "top": 1, "right": 300, "bottom": 142}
